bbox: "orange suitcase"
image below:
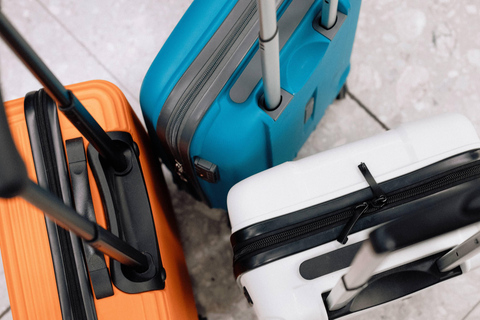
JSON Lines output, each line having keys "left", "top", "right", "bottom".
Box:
{"left": 0, "top": 13, "right": 197, "bottom": 320}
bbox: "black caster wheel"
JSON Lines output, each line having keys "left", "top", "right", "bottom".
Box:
{"left": 336, "top": 84, "right": 348, "bottom": 100}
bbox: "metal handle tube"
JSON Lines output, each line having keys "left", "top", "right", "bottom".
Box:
{"left": 437, "top": 230, "right": 480, "bottom": 272}
{"left": 326, "top": 240, "right": 386, "bottom": 311}
{"left": 257, "top": 0, "right": 281, "bottom": 110}
{"left": 321, "top": 0, "right": 338, "bottom": 29}
{"left": 21, "top": 180, "right": 149, "bottom": 268}
{"left": 0, "top": 12, "right": 128, "bottom": 172}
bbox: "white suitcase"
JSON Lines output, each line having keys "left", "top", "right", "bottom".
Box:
{"left": 227, "top": 113, "right": 480, "bottom": 320}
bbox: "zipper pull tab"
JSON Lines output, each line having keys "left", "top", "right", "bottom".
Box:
{"left": 337, "top": 162, "right": 388, "bottom": 245}
{"left": 175, "top": 160, "right": 188, "bottom": 182}
{"left": 337, "top": 202, "right": 369, "bottom": 244}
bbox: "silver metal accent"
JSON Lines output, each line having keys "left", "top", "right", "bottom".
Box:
{"left": 259, "top": 30, "right": 281, "bottom": 110}
{"left": 437, "top": 231, "right": 480, "bottom": 272}
{"left": 257, "top": 0, "right": 277, "bottom": 39}
{"left": 230, "top": 0, "right": 315, "bottom": 104}
{"left": 327, "top": 240, "right": 386, "bottom": 311}
{"left": 175, "top": 160, "right": 188, "bottom": 182}
{"left": 321, "top": 0, "right": 338, "bottom": 29}
{"left": 257, "top": 0, "right": 281, "bottom": 110}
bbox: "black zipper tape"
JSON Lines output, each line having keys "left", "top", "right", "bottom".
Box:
{"left": 231, "top": 150, "right": 480, "bottom": 277}
{"left": 25, "top": 90, "right": 93, "bottom": 320}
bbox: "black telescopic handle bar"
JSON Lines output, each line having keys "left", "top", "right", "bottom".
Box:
{"left": 0, "top": 89, "right": 148, "bottom": 269}
{"left": 0, "top": 12, "right": 128, "bottom": 172}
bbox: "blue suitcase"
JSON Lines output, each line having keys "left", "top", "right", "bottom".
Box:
{"left": 140, "top": 0, "right": 362, "bottom": 209}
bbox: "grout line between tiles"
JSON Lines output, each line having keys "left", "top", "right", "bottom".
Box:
{"left": 0, "top": 306, "right": 10, "bottom": 319}
{"left": 34, "top": 0, "right": 140, "bottom": 105}
{"left": 461, "top": 298, "right": 480, "bottom": 320}
{"left": 346, "top": 89, "right": 390, "bottom": 131}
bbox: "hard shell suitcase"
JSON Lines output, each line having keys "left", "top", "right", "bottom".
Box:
{"left": 0, "top": 13, "right": 197, "bottom": 320}
{"left": 140, "top": 0, "right": 362, "bottom": 209}
{"left": 227, "top": 113, "right": 480, "bottom": 319}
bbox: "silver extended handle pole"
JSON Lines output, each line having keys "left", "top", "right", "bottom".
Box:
{"left": 326, "top": 240, "right": 386, "bottom": 311}
{"left": 257, "top": 0, "right": 281, "bottom": 110}
{"left": 437, "top": 230, "right": 480, "bottom": 272}
{"left": 321, "top": 0, "right": 338, "bottom": 29}
{"left": 326, "top": 192, "right": 480, "bottom": 311}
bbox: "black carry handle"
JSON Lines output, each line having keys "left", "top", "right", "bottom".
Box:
{"left": 0, "top": 12, "right": 128, "bottom": 172}
{"left": 0, "top": 93, "right": 148, "bottom": 270}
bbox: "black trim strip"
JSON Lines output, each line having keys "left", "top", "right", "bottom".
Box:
{"left": 25, "top": 90, "right": 95, "bottom": 320}
{"left": 299, "top": 241, "right": 363, "bottom": 280}
{"left": 231, "top": 150, "right": 480, "bottom": 278}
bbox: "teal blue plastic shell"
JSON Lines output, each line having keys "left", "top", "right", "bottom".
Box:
{"left": 141, "top": 0, "right": 362, "bottom": 209}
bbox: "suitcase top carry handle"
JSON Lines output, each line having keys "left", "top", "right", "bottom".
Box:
{"left": 326, "top": 190, "right": 480, "bottom": 311}
{"left": 0, "top": 92, "right": 149, "bottom": 270}
{"left": 0, "top": 12, "right": 129, "bottom": 173}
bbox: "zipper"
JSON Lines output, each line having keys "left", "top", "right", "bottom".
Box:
{"left": 233, "top": 162, "right": 480, "bottom": 262}
{"left": 33, "top": 91, "right": 89, "bottom": 320}
{"left": 165, "top": 0, "right": 258, "bottom": 163}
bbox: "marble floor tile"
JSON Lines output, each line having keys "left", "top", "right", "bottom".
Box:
{"left": 348, "top": 0, "right": 480, "bottom": 131}
{"left": 35, "top": 0, "right": 193, "bottom": 116}
{"left": 0, "top": 255, "right": 9, "bottom": 319}
{"left": 0, "top": 0, "right": 138, "bottom": 117}
{"left": 296, "top": 94, "right": 385, "bottom": 159}
{"left": 0, "top": 310, "right": 12, "bottom": 320}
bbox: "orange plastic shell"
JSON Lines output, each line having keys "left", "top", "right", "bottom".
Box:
{"left": 0, "top": 80, "right": 198, "bottom": 319}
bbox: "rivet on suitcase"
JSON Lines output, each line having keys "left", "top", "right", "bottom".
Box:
{"left": 227, "top": 113, "right": 480, "bottom": 319}
{"left": 140, "top": 0, "right": 362, "bottom": 209}
{"left": 0, "top": 13, "right": 197, "bottom": 320}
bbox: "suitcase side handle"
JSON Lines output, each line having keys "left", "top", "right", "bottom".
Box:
{"left": 0, "top": 12, "right": 129, "bottom": 173}
{"left": 326, "top": 186, "right": 480, "bottom": 311}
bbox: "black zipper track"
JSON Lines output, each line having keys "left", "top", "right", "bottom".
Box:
{"left": 233, "top": 162, "right": 480, "bottom": 261}
{"left": 34, "top": 92, "right": 88, "bottom": 320}
{"left": 165, "top": 0, "right": 258, "bottom": 160}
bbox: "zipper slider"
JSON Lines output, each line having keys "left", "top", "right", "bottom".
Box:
{"left": 337, "top": 162, "right": 388, "bottom": 244}
{"left": 337, "top": 202, "right": 369, "bottom": 244}
{"left": 175, "top": 160, "right": 188, "bottom": 182}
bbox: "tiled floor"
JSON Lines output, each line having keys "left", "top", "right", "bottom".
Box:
{"left": 1, "top": 0, "right": 480, "bottom": 319}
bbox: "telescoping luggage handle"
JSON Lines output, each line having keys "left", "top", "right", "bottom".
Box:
{"left": 326, "top": 192, "right": 480, "bottom": 311}
{"left": 256, "top": 0, "right": 338, "bottom": 110}
{"left": 0, "top": 89, "right": 147, "bottom": 269}
{"left": 0, "top": 12, "right": 167, "bottom": 290}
